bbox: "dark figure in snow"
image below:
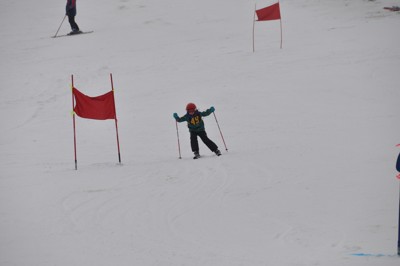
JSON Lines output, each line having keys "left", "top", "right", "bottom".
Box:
{"left": 174, "top": 103, "right": 221, "bottom": 159}
{"left": 396, "top": 150, "right": 400, "bottom": 179}
{"left": 66, "top": 0, "right": 80, "bottom": 34}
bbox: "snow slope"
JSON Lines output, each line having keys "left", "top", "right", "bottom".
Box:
{"left": 1, "top": 0, "right": 400, "bottom": 265}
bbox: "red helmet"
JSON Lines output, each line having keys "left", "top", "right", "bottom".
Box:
{"left": 186, "top": 103, "right": 197, "bottom": 111}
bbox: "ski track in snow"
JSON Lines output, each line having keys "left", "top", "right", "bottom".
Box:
{"left": 58, "top": 157, "right": 304, "bottom": 264}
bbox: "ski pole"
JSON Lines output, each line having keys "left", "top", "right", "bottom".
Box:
{"left": 213, "top": 112, "right": 228, "bottom": 151}
{"left": 175, "top": 120, "right": 182, "bottom": 159}
{"left": 53, "top": 15, "right": 67, "bottom": 38}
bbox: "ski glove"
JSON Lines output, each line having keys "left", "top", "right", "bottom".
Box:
{"left": 210, "top": 106, "right": 215, "bottom": 112}
{"left": 173, "top": 113, "right": 179, "bottom": 120}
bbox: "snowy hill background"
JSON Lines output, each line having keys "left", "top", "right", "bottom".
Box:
{"left": 1, "top": 0, "right": 400, "bottom": 265}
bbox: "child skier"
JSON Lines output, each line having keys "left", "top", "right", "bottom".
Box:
{"left": 174, "top": 103, "right": 221, "bottom": 159}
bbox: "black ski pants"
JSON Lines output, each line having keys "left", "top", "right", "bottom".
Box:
{"left": 68, "top": 15, "right": 80, "bottom": 31}
{"left": 190, "top": 131, "right": 218, "bottom": 153}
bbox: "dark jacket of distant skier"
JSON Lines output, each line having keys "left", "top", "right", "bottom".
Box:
{"left": 66, "top": 0, "right": 77, "bottom": 16}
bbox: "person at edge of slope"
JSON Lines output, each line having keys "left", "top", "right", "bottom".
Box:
{"left": 66, "top": 0, "right": 80, "bottom": 34}
{"left": 174, "top": 103, "right": 221, "bottom": 159}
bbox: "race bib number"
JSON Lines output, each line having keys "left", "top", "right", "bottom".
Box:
{"left": 190, "top": 116, "right": 200, "bottom": 126}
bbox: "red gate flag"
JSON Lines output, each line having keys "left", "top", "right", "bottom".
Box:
{"left": 256, "top": 2, "right": 281, "bottom": 21}
{"left": 73, "top": 87, "right": 116, "bottom": 120}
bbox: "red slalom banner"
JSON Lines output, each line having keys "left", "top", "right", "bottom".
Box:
{"left": 71, "top": 74, "right": 122, "bottom": 169}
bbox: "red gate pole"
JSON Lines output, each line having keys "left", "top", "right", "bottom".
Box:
{"left": 252, "top": 3, "right": 256, "bottom": 53}
{"left": 279, "top": 4, "right": 283, "bottom": 49}
{"left": 110, "top": 73, "right": 122, "bottom": 164}
{"left": 71, "top": 75, "right": 78, "bottom": 170}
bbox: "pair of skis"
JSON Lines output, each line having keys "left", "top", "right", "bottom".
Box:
{"left": 52, "top": 15, "right": 94, "bottom": 38}
{"left": 52, "top": 30, "right": 94, "bottom": 38}
{"left": 193, "top": 150, "right": 221, "bottom": 160}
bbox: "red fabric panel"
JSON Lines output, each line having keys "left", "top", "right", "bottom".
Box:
{"left": 256, "top": 3, "right": 281, "bottom": 21}
{"left": 73, "top": 87, "right": 116, "bottom": 120}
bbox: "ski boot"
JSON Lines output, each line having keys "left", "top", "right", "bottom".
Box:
{"left": 68, "top": 29, "right": 82, "bottom": 35}
{"left": 215, "top": 149, "right": 222, "bottom": 156}
{"left": 193, "top": 151, "right": 200, "bottom": 159}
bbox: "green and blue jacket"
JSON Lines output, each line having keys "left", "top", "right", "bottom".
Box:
{"left": 176, "top": 108, "right": 213, "bottom": 132}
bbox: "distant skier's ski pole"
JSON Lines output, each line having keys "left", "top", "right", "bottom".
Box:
{"left": 53, "top": 15, "right": 67, "bottom": 38}
{"left": 213, "top": 112, "right": 228, "bottom": 151}
{"left": 175, "top": 121, "right": 182, "bottom": 159}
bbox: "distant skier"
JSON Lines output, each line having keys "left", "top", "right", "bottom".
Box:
{"left": 397, "top": 150, "right": 400, "bottom": 179}
{"left": 66, "top": 0, "right": 80, "bottom": 34}
{"left": 174, "top": 103, "right": 221, "bottom": 159}
{"left": 397, "top": 152, "right": 400, "bottom": 172}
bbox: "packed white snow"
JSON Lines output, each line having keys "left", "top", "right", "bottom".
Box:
{"left": 1, "top": 0, "right": 400, "bottom": 265}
